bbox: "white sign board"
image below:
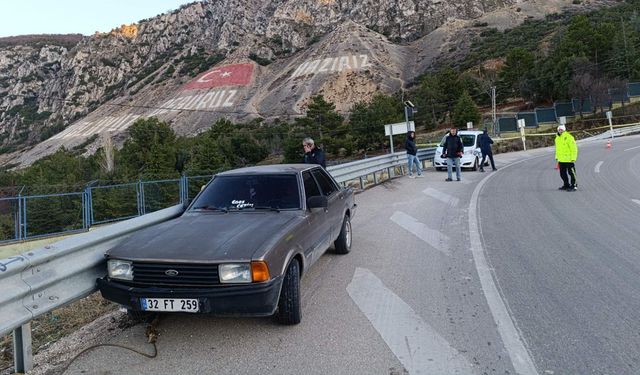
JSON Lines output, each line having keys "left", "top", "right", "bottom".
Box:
{"left": 559, "top": 116, "right": 566, "bottom": 125}
{"left": 466, "top": 122, "right": 473, "bottom": 129}
{"left": 384, "top": 121, "right": 415, "bottom": 136}
{"left": 517, "top": 119, "right": 526, "bottom": 129}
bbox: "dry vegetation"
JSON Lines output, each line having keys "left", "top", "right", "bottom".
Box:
{"left": 0, "top": 293, "right": 116, "bottom": 372}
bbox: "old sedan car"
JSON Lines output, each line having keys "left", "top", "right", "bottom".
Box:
{"left": 97, "top": 164, "right": 356, "bottom": 325}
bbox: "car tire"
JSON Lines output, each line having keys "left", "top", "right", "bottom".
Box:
{"left": 436, "top": 167, "right": 444, "bottom": 171}
{"left": 333, "top": 215, "right": 352, "bottom": 254}
{"left": 471, "top": 158, "right": 478, "bottom": 171}
{"left": 276, "top": 259, "right": 301, "bottom": 325}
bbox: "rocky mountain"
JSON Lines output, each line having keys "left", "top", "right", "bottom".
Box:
{"left": 0, "top": 0, "right": 615, "bottom": 166}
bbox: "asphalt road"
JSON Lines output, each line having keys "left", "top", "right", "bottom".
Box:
{"left": 54, "top": 135, "right": 640, "bottom": 375}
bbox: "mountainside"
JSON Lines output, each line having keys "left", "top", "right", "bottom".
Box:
{"left": 0, "top": 0, "right": 615, "bottom": 166}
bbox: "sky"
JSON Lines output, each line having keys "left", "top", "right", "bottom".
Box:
{"left": 0, "top": 0, "right": 196, "bottom": 37}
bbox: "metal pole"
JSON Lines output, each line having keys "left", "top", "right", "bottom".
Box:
{"left": 405, "top": 106, "right": 410, "bottom": 132}
{"left": 491, "top": 86, "right": 497, "bottom": 135}
{"left": 13, "top": 323, "right": 33, "bottom": 373}
{"left": 389, "top": 134, "right": 394, "bottom": 154}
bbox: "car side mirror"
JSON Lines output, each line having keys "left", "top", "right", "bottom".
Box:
{"left": 307, "top": 195, "right": 328, "bottom": 210}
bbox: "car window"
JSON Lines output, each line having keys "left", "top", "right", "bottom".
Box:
{"left": 311, "top": 168, "right": 338, "bottom": 196}
{"left": 439, "top": 135, "right": 447, "bottom": 147}
{"left": 303, "top": 171, "right": 321, "bottom": 198}
{"left": 461, "top": 134, "right": 476, "bottom": 147}
{"left": 191, "top": 174, "right": 300, "bottom": 210}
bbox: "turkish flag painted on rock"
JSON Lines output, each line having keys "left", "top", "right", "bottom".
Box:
{"left": 182, "top": 63, "right": 254, "bottom": 90}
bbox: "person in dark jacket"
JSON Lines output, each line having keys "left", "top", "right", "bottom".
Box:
{"left": 477, "top": 128, "right": 497, "bottom": 172}
{"left": 405, "top": 131, "right": 423, "bottom": 178}
{"left": 302, "top": 137, "right": 326, "bottom": 168}
{"left": 442, "top": 127, "right": 464, "bottom": 181}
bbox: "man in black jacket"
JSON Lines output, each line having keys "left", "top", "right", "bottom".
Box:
{"left": 478, "top": 128, "right": 497, "bottom": 172}
{"left": 302, "top": 137, "right": 326, "bottom": 168}
{"left": 405, "top": 131, "right": 423, "bottom": 178}
{"left": 442, "top": 127, "right": 464, "bottom": 181}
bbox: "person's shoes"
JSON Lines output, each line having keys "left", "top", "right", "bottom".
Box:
{"left": 408, "top": 175, "right": 415, "bottom": 179}
{"left": 416, "top": 174, "right": 424, "bottom": 178}
{"left": 456, "top": 178, "right": 461, "bottom": 181}
{"left": 445, "top": 178, "right": 453, "bottom": 182}
{"left": 558, "top": 185, "right": 570, "bottom": 190}
{"left": 492, "top": 168, "right": 498, "bottom": 171}
{"left": 567, "top": 186, "right": 578, "bottom": 191}
{"left": 479, "top": 168, "right": 485, "bottom": 172}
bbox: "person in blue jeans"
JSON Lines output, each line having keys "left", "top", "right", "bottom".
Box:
{"left": 442, "top": 127, "right": 463, "bottom": 181}
{"left": 405, "top": 131, "right": 423, "bottom": 178}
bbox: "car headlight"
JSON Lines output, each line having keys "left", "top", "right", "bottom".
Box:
{"left": 108, "top": 259, "right": 133, "bottom": 281}
{"left": 219, "top": 263, "right": 252, "bottom": 283}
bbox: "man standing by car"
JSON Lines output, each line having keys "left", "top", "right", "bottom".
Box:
{"left": 555, "top": 124, "right": 578, "bottom": 191}
{"left": 302, "top": 137, "right": 326, "bottom": 168}
{"left": 442, "top": 127, "right": 464, "bottom": 181}
{"left": 405, "top": 131, "right": 423, "bottom": 178}
{"left": 478, "top": 128, "right": 497, "bottom": 172}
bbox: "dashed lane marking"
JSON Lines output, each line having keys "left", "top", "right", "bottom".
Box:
{"left": 594, "top": 161, "right": 603, "bottom": 173}
{"left": 347, "top": 267, "right": 474, "bottom": 375}
{"left": 422, "top": 188, "right": 459, "bottom": 207}
{"left": 390, "top": 211, "right": 449, "bottom": 256}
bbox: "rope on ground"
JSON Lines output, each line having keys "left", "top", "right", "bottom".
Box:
{"left": 59, "top": 314, "right": 160, "bottom": 374}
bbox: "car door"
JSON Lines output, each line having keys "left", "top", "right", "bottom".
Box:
{"left": 301, "top": 170, "right": 330, "bottom": 266}
{"left": 310, "top": 168, "right": 342, "bottom": 240}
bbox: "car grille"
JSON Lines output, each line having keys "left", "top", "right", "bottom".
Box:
{"left": 132, "top": 262, "right": 220, "bottom": 288}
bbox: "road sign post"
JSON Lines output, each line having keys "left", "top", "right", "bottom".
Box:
{"left": 606, "top": 111, "right": 614, "bottom": 144}
{"left": 518, "top": 118, "right": 527, "bottom": 151}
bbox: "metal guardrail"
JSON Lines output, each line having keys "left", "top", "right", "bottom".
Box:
{"left": 0, "top": 147, "right": 436, "bottom": 372}
{"left": 328, "top": 148, "right": 436, "bottom": 187}
{"left": 0, "top": 205, "right": 184, "bottom": 372}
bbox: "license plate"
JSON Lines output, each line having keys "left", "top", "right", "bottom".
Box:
{"left": 141, "top": 298, "right": 199, "bottom": 313}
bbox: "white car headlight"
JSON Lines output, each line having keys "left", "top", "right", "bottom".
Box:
{"left": 108, "top": 259, "right": 133, "bottom": 281}
{"left": 219, "top": 263, "right": 251, "bottom": 283}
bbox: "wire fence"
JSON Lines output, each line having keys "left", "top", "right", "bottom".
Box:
{"left": 0, "top": 174, "right": 214, "bottom": 243}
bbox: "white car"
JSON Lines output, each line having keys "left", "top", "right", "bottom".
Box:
{"left": 433, "top": 130, "right": 484, "bottom": 171}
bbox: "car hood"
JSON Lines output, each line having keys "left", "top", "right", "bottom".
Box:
{"left": 107, "top": 212, "right": 300, "bottom": 263}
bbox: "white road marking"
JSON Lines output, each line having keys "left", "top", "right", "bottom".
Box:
{"left": 390, "top": 211, "right": 449, "bottom": 255}
{"left": 422, "top": 188, "right": 459, "bottom": 207}
{"left": 624, "top": 145, "right": 640, "bottom": 151}
{"left": 469, "top": 165, "right": 539, "bottom": 375}
{"left": 633, "top": 199, "right": 640, "bottom": 206}
{"left": 347, "top": 268, "right": 474, "bottom": 375}
{"left": 594, "top": 161, "right": 603, "bottom": 173}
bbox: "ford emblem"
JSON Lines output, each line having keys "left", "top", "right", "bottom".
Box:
{"left": 165, "top": 269, "right": 179, "bottom": 277}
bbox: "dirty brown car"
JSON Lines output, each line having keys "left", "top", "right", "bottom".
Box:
{"left": 97, "top": 164, "right": 356, "bottom": 324}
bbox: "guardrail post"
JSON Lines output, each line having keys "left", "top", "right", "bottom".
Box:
{"left": 13, "top": 323, "right": 33, "bottom": 373}
{"left": 359, "top": 176, "right": 364, "bottom": 190}
{"left": 373, "top": 171, "right": 378, "bottom": 185}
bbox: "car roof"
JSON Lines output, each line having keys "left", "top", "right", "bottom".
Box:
{"left": 217, "top": 164, "right": 317, "bottom": 176}
{"left": 444, "top": 130, "right": 483, "bottom": 135}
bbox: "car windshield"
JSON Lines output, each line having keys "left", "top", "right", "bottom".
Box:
{"left": 191, "top": 174, "right": 300, "bottom": 210}
{"left": 439, "top": 134, "right": 476, "bottom": 147}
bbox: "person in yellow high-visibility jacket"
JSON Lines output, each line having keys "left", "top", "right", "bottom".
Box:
{"left": 555, "top": 124, "right": 578, "bottom": 191}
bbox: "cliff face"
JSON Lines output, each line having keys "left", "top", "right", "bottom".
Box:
{"left": 0, "top": 0, "right": 614, "bottom": 165}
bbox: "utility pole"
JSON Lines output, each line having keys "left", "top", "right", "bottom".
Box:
{"left": 491, "top": 85, "right": 497, "bottom": 135}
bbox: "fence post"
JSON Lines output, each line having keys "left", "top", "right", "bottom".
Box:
{"left": 16, "top": 197, "right": 22, "bottom": 241}
{"left": 21, "top": 196, "right": 27, "bottom": 240}
{"left": 13, "top": 323, "right": 33, "bottom": 373}
{"left": 137, "top": 180, "right": 146, "bottom": 216}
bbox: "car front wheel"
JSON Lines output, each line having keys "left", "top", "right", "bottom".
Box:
{"left": 334, "top": 215, "right": 352, "bottom": 254}
{"left": 276, "top": 259, "right": 301, "bottom": 325}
